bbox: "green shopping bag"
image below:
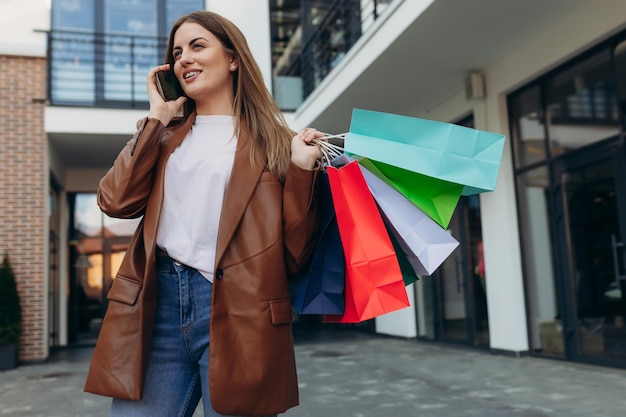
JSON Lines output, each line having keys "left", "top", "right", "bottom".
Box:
{"left": 345, "top": 109, "right": 506, "bottom": 195}
{"left": 359, "top": 158, "right": 462, "bottom": 229}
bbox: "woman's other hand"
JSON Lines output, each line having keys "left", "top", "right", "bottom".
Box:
{"left": 147, "top": 64, "right": 187, "bottom": 126}
{"left": 291, "top": 128, "right": 324, "bottom": 170}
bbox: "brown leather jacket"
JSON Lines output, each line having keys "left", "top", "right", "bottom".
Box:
{"left": 84, "top": 114, "right": 319, "bottom": 415}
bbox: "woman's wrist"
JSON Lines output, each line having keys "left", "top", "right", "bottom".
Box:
{"left": 290, "top": 155, "right": 318, "bottom": 171}
{"left": 147, "top": 110, "right": 171, "bottom": 127}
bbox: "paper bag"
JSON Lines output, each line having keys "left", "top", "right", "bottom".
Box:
{"left": 323, "top": 161, "right": 409, "bottom": 323}
{"left": 345, "top": 108, "right": 505, "bottom": 195}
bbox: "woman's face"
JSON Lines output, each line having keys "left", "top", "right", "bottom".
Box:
{"left": 171, "top": 22, "right": 237, "bottom": 112}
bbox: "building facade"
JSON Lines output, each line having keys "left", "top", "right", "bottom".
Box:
{"left": 2, "top": 0, "right": 626, "bottom": 370}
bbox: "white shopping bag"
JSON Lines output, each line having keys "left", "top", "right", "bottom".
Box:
{"left": 359, "top": 165, "right": 460, "bottom": 276}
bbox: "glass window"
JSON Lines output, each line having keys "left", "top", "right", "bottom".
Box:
{"left": 166, "top": 0, "right": 204, "bottom": 30}
{"left": 515, "top": 166, "right": 563, "bottom": 357}
{"left": 509, "top": 85, "right": 547, "bottom": 169}
{"left": 105, "top": 0, "right": 157, "bottom": 36}
{"left": 70, "top": 193, "right": 140, "bottom": 344}
{"left": 52, "top": 0, "right": 95, "bottom": 31}
{"left": 51, "top": 0, "right": 96, "bottom": 103}
{"left": 545, "top": 49, "right": 620, "bottom": 155}
{"left": 50, "top": 0, "right": 205, "bottom": 107}
{"left": 104, "top": 0, "right": 158, "bottom": 102}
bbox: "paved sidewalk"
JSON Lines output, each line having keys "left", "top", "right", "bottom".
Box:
{"left": 1, "top": 330, "right": 626, "bottom": 416}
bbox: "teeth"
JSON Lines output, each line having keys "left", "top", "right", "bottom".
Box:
{"left": 185, "top": 71, "right": 200, "bottom": 79}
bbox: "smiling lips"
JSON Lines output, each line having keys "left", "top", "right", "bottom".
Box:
{"left": 184, "top": 70, "right": 201, "bottom": 80}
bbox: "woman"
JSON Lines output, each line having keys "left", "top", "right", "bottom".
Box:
{"left": 84, "top": 10, "right": 323, "bottom": 417}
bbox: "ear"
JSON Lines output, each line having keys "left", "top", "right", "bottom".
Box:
{"left": 229, "top": 56, "right": 239, "bottom": 72}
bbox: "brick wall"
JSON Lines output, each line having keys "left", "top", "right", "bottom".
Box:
{"left": 0, "top": 55, "right": 48, "bottom": 362}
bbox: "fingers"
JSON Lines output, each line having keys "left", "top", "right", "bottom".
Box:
{"left": 297, "top": 127, "right": 325, "bottom": 143}
{"left": 147, "top": 64, "right": 171, "bottom": 94}
{"left": 175, "top": 95, "right": 187, "bottom": 107}
{"left": 148, "top": 64, "right": 170, "bottom": 78}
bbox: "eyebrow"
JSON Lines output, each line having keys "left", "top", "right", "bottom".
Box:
{"left": 173, "top": 37, "right": 209, "bottom": 50}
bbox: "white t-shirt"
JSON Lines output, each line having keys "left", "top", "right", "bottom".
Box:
{"left": 156, "top": 115, "right": 237, "bottom": 282}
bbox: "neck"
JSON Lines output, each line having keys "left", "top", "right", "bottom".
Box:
{"left": 194, "top": 92, "right": 235, "bottom": 116}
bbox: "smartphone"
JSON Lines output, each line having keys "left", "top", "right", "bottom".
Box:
{"left": 156, "top": 70, "right": 185, "bottom": 101}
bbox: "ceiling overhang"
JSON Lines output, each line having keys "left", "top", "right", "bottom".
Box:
{"left": 301, "top": 0, "right": 587, "bottom": 133}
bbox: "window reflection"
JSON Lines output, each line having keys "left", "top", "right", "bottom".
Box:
{"left": 167, "top": 0, "right": 205, "bottom": 29}
{"left": 546, "top": 49, "right": 620, "bottom": 155}
{"left": 74, "top": 193, "right": 139, "bottom": 299}
{"left": 104, "top": 0, "right": 158, "bottom": 102}
{"left": 509, "top": 85, "right": 547, "bottom": 168}
{"left": 52, "top": 0, "right": 95, "bottom": 31}
{"left": 70, "top": 193, "right": 139, "bottom": 343}
{"left": 51, "top": 0, "right": 96, "bottom": 103}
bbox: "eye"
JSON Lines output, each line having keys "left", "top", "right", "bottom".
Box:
{"left": 172, "top": 50, "right": 182, "bottom": 60}
{"left": 192, "top": 42, "right": 204, "bottom": 50}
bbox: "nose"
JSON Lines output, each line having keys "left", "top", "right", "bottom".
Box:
{"left": 178, "top": 49, "right": 194, "bottom": 66}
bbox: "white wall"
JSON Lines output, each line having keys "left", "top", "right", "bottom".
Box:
{"left": 0, "top": 0, "right": 49, "bottom": 57}
{"left": 205, "top": 0, "right": 272, "bottom": 90}
{"left": 45, "top": 107, "right": 146, "bottom": 136}
{"left": 48, "top": 138, "right": 65, "bottom": 187}
{"left": 375, "top": 284, "right": 417, "bottom": 338}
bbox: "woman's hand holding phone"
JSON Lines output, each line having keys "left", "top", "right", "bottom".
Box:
{"left": 147, "top": 64, "right": 187, "bottom": 127}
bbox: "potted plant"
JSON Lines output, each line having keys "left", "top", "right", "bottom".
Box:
{"left": 0, "top": 253, "right": 21, "bottom": 370}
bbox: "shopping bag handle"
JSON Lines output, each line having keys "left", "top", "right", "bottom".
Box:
{"left": 314, "top": 134, "right": 346, "bottom": 169}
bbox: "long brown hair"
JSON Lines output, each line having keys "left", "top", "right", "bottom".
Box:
{"left": 165, "top": 11, "right": 294, "bottom": 182}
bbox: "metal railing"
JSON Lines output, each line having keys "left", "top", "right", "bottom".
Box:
{"left": 274, "top": 0, "right": 393, "bottom": 110}
{"left": 45, "top": 30, "right": 167, "bottom": 108}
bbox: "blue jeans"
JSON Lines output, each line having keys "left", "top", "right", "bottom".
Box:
{"left": 110, "top": 255, "right": 276, "bottom": 417}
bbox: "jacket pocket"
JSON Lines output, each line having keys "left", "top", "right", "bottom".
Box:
{"left": 269, "top": 299, "right": 293, "bottom": 326}
{"left": 107, "top": 276, "right": 142, "bottom": 306}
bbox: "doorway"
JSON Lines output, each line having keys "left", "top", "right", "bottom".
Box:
{"left": 425, "top": 195, "right": 489, "bottom": 347}
{"left": 553, "top": 141, "right": 626, "bottom": 364}
{"left": 421, "top": 113, "right": 489, "bottom": 347}
{"left": 67, "top": 193, "right": 138, "bottom": 347}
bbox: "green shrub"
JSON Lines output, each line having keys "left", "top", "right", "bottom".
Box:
{"left": 0, "top": 253, "right": 21, "bottom": 346}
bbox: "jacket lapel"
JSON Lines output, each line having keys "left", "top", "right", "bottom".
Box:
{"left": 214, "top": 129, "right": 264, "bottom": 266}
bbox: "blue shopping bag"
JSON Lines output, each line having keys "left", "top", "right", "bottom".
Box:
{"left": 345, "top": 109, "right": 506, "bottom": 195}
{"left": 290, "top": 172, "right": 345, "bottom": 315}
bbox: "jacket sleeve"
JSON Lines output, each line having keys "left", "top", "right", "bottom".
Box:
{"left": 282, "top": 163, "right": 320, "bottom": 278}
{"left": 97, "top": 117, "right": 166, "bottom": 219}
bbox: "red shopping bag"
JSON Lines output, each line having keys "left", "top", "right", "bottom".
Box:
{"left": 323, "top": 161, "right": 409, "bottom": 323}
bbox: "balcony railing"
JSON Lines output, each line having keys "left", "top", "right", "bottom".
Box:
{"left": 45, "top": 30, "right": 166, "bottom": 109}
{"left": 273, "top": 0, "right": 393, "bottom": 110}
{"left": 46, "top": 0, "right": 393, "bottom": 111}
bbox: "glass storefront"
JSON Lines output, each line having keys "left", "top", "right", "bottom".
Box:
{"left": 509, "top": 32, "right": 626, "bottom": 367}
